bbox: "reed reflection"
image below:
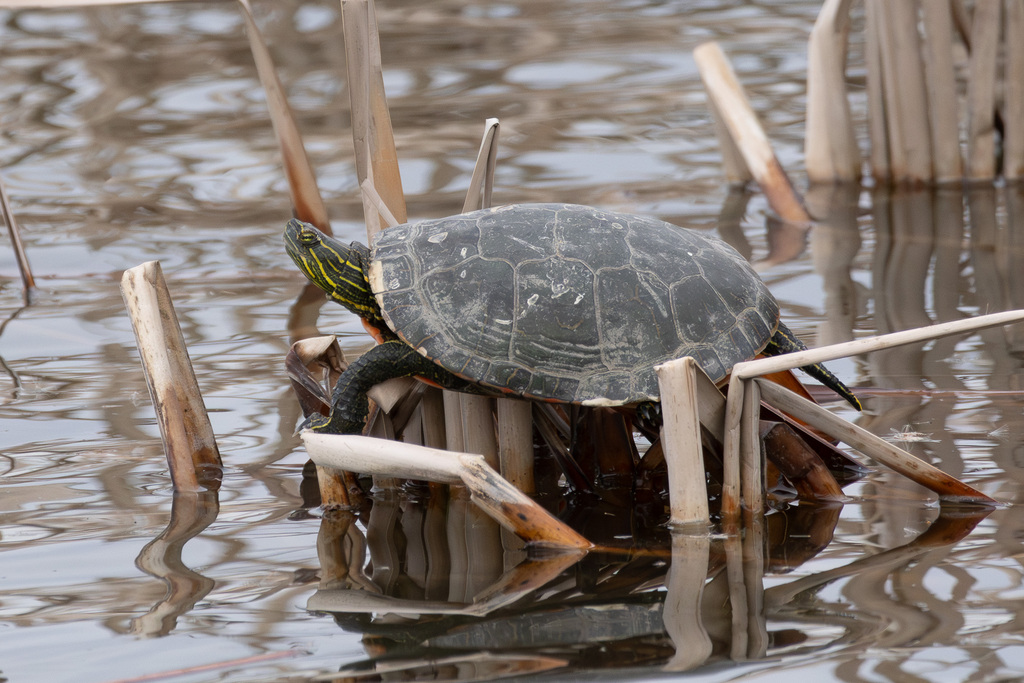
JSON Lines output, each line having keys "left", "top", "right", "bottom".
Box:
{"left": 801, "top": 186, "right": 1024, "bottom": 683}
{"left": 0, "top": 304, "right": 29, "bottom": 398}
{"left": 131, "top": 490, "right": 219, "bottom": 637}
{"left": 806, "top": 185, "right": 1024, "bottom": 499}
{"left": 306, "top": 486, "right": 990, "bottom": 680}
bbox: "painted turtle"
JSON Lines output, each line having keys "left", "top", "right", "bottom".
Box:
{"left": 285, "top": 203, "right": 860, "bottom": 434}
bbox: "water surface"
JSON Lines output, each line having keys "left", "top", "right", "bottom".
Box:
{"left": 1, "top": 2, "right": 1024, "bottom": 682}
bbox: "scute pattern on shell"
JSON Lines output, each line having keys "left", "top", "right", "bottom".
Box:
{"left": 370, "top": 203, "right": 779, "bottom": 405}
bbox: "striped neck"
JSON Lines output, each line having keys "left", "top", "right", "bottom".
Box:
{"left": 284, "top": 219, "right": 385, "bottom": 328}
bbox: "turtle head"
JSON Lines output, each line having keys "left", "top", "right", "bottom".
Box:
{"left": 284, "top": 219, "right": 383, "bottom": 324}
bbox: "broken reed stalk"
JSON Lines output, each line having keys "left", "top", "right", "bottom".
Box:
{"left": 732, "top": 309, "right": 1024, "bottom": 379}
{"left": 459, "top": 395, "right": 499, "bottom": 468}
{"left": 721, "top": 375, "right": 744, "bottom": 518}
{"left": 1006, "top": 1, "right": 1024, "bottom": 179}
{"left": 653, "top": 357, "right": 710, "bottom": 527}
{"left": 460, "top": 118, "right": 535, "bottom": 479}
{"left": 120, "top": 261, "right": 222, "bottom": 491}
{"left": 654, "top": 355, "right": 740, "bottom": 522}
{"left": 285, "top": 335, "right": 359, "bottom": 506}
{"left": 237, "top": 0, "right": 330, "bottom": 232}
{"left": 464, "top": 118, "right": 500, "bottom": 211}
{"left": 718, "top": 310, "right": 1024, "bottom": 511}
{"left": 821, "top": 1, "right": 1019, "bottom": 184}
{"left": 301, "top": 432, "right": 591, "bottom": 548}
{"left": 342, "top": 0, "right": 407, "bottom": 239}
{"left": 863, "top": 0, "right": 890, "bottom": 181}
{"left": 694, "top": 41, "right": 812, "bottom": 224}
{"left": 805, "top": 0, "right": 860, "bottom": 184}
{"left": 740, "top": 379, "right": 762, "bottom": 517}
{"left": 877, "top": 0, "right": 933, "bottom": 184}
{"left": 0, "top": 175, "right": 35, "bottom": 293}
{"left": 706, "top": 97, "right": 753, "bottom": 185}
{"left": 496, "top": 398, "right": 535, "bottom": 493}
{"left": 304, "top": 432, "right": 462, "bottom": 482}
{"left": 920, "top": 0, "right": 964, "bottom": 183}
{"left": 419, "top": 386, "right": 447, "bottom": 449}
{"left": 443, "top": 390, "right": 467, "bottom": 452}
{"left": 966, "top": 0, "right": 1000, "bottom": 181}
{"left": 755, "top": 379, "right": 993, "bottom": 503}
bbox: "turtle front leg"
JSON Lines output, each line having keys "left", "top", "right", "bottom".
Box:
{"left": 306, "top": 339, "right": 474, "bottom": 434}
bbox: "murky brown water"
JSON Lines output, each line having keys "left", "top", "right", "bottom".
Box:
{"left": 2, "top": 1, "right": 1024, "bottom": 682}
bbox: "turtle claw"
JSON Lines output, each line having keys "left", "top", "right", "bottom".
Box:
{"left": 295, "top": 412, "right": 330, "bottom": 435}
{"left": 636, "top": 401, "right": 663, "bottom": 432}
{"left": 294, "top": 415, "right": 313, "bottom": 435}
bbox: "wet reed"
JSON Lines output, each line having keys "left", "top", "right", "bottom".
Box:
{"left": 807, "top": 0, "right": 1023, "bottom": 185}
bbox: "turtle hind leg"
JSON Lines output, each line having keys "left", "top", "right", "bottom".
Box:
{"left": 308, "top": 339, "right": 474, "bottom": 434}
{"left": 764, "top": 322, "right": 863, "bottom": 411}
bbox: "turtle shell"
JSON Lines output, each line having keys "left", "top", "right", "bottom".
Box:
{"left": 366, "top": 203, "right": 779, "bottom": 406}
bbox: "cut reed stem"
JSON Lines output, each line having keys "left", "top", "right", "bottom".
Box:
{"left": 120, "top": 261, "right": 222, "bottom": 491}
{"left": 237, "top": 0, "right": 331, "bottom": 232}
{"left": 341, "top": 0, "right": 407, "bottom": 240}
{"left": 805, "top": 0, "right": 860, "bottom": 183}
{"left": 920, "top": 0, "right": 964, "bottom": 183}
{"left": 654, "top": 357, "right": 711, "bottom": 527}
{"left": 301, "top": 432, "right": 591, "bottom": 548}
{"left": 0, "top": 175, "right": 35, "bottom": 293}
{"left": 732, "top": 310, "right": 1024, "bottom": 379}
{"left": 966, "top": 0, "right": 1001, "bottom": 181}
{"left": 756, "top": 379, "right": 994, "bottom": 503}
{"left": 695, "top": 41, "right": 811, "bottom": 223}
{"left": 1006, "top": 0, "right": 1024, "bottom": 179}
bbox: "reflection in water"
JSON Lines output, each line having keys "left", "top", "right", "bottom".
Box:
{"left": 0, "top": 303, "right": 29, "bottom": 396}
{"left": 306, "top": 487, "right": 987, "bottom": 680}
{"left": 131, "top": 490, "right": 219, "bottom": 637}
{"left": 806, "top": 186, "right": 1024, "bottom": 497}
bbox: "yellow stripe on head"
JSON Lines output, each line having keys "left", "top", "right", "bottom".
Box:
{"left": 284, "top": 219, "right": 382, "bottom": 324}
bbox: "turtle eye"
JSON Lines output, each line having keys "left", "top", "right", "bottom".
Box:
{"left": 298, "top": 229, "right": 321, "bottom": 246}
